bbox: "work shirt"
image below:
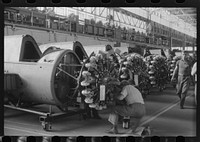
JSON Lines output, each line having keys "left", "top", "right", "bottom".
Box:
{"left": 176, "top": 59, "right": 192, "bottom": 76}
{"left": 191, "top": 62, "right": 197, "bottom": 82}
{"left": 118, "top": 85, "right": 144, "bottom": 105}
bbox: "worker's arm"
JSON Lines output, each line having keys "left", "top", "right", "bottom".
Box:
{"left": 171, "top": 61, "right": 179, "bottom": 81}
{"left": 116, "top": 87, "right": 127, "bottom": 100}
{"left": 191, "top": 62, "right": 197, "bottom": 76}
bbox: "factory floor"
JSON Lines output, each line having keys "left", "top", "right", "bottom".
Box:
{"left": 4, "top": 85, "right": 196, "bottom": 137}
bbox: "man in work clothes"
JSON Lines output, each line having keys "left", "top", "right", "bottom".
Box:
{"left": 107, "top": 80, "right": 146, "bottom": 134}
{"left": 171, "top": 51, "right": 193, "bottom": 109}
{"left": 191, "top": 62, "right": 197, "bottom": 105}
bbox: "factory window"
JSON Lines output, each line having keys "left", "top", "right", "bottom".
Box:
{"left": 79, "top": 12, "right": 85, "bottom": 20}
{"left": 21, "top": 41, "right": 41, "bottom": 62}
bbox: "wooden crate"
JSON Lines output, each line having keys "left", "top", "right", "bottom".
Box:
{"left": 51, "top": 22, "right": 58, "bottom": 30}
{"left": 98, "top": 27, "right": 104, "bottom": 36}
{"left": 60, "top": 22, "right": 68, "bottom": 31}
{"left": 86, "top": 25, "right": 94, "bottom": 34}
{"left": 115, "top": 29, "right": 121, "bottom": 40}
{"left": 121, "top": 31, "right": 127, "bottom": 40}
{"left": 106, "top": 29, "right": 114, "bottom": 37}
{"left": 149, "top": 37, "right": 154, "bottom": 44}
{"left": 85, "top": 19, "right": 90, "bottom": 25}
{"left": 134, "top": 34, "right": 140, "bottom": 42}
{"left": 77, "top": 24, "right": 84, "bottom": 33}
{"left": 158, "top": 38, "right": 162, "bottom": 45}
{"left": 94, "top": 26, "right": 98, "bottom": 35}
{"left": 71, "top": 22, "right": 77, "bottom": 32}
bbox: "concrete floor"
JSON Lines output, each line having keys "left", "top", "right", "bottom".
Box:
{"left": 4, "top": 85, "right": 196, "bottom": 137}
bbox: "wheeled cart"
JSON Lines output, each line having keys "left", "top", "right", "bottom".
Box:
{"left": 4, "top": 104, "right": 87, "bottom": 131}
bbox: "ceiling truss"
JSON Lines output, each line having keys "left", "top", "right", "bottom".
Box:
{"left": 165, "top": 8, "right": 196, "bottom": 27}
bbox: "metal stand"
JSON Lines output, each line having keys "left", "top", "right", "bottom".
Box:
{"left": 39, "top": 113, "right": 52, "bottom": 131}
{"left": 4, "top": 104, "right": 87, "bottom": 131}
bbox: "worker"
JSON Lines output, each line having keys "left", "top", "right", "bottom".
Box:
{"left": 191, "top": 51, "right": 197, "bottom": 86}
{"left": 171, "top": 50, "right": 193, "bottom": 109}
{"left": 107, "top": 80, "right": 146, "bottom": 134}
{"left": 192, "top": 51, "right": 197, "bottom": 64}
{"left": 119, "top": 67, "right": 134, "bottom": 85}
{"left": 191, "top": 62, "right": 197, "bottom": 105}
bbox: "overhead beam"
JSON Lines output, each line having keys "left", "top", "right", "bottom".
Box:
{"left": 165, "top": 8, "right": 194, "bottom": 10}
{"left": 111, "top": 7, "right": 148, "bottom": 22}
{"left": 175, "top": 13, "right": 196, "bottom": 16}
{"left": 168, "top": 9, "right": 196, "bottom": 27}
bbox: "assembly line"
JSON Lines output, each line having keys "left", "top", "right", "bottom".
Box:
{"left": 4, "top": 34, "right": 196, "bottom": 136}
{"left": 3, "top": 7, "right": 197, "bottom": 141}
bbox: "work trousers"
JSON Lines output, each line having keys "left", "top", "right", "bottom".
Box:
{"left": 108, "top": 103, "right": 145, "bottom": 131}
{"left": 176, "top": 75, "right": 191, "bottom": 107}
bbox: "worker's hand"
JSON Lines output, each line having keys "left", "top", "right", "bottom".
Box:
{"left": 115, "top": 99, "right": 125, "bottom": 106}
{"left": 128, "top": 79, "right": 133, "bottom": 85}
{"left": 171, "top": 77, "right": 176, "bottom": 82}
{"left": 107, "top": 101, "right": 115, "bottom": 107}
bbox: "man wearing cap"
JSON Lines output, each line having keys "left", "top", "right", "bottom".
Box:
{"left": 107, "top": 80, "right": 146, "bottom": 134}
{"left": 171, "top": 50, "right": 193, "bottom": 109}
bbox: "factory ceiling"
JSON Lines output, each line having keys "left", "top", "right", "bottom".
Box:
{"left": 165, "top": 8, "right": 196, "bottom": 27}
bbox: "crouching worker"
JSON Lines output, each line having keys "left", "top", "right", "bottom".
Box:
{"left": 107, "top": 80, "right": 146, "bottom": 134}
